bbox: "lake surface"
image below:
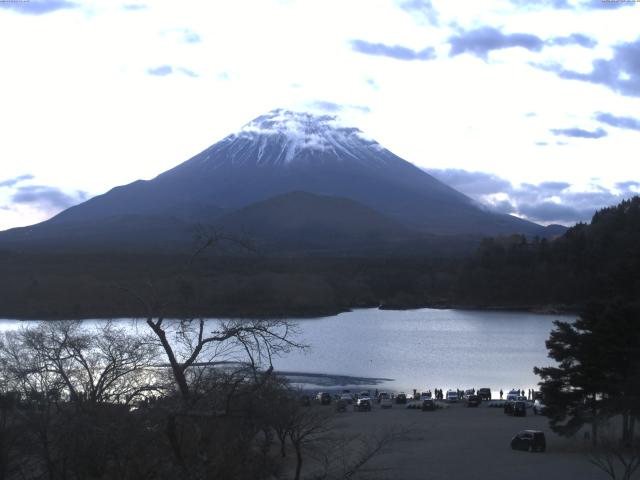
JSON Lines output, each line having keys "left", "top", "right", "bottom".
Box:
{"left": 0, "top": 308, "right": 576, "bottom": 394}
{"left": 270, "top": 308, "right": 576, "bottom": 394}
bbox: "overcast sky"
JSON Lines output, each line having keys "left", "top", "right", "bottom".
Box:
{"left": 1, "top": 0, "right": 639, "bottom": 230}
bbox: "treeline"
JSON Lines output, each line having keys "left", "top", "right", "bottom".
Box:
{"left": 1, "top": 197, "right": 638, "bottom": 319}
{"left": 455, "top": 196, "right": 640, "bottom": 309}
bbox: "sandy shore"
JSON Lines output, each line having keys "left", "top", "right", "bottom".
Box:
{"left": 294, "top": 400, "right": 603, "bottom": 479}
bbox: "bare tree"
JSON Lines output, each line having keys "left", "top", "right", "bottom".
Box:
{"left": 589, "top": 433, "right": 640, "bottom": 480}
{"left": 2, "top": 321, "right": 162, "bottom": 406}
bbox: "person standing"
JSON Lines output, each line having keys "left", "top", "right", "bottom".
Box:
{"left": 500, "top": 389, "right": 503, "bottom": 400}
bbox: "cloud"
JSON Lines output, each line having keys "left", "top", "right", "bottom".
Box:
{"left": 122, "top": 3, "right": 146, "bottom": 10}
{"left": 510, "top": 0, "right": 573, "bottom": 9}
{"left": 0, "top": 0, "right": 79, "bottom": 15}
{"left": 548, "top": 33, "right": 597, "bottom": 48}
{"left": 398, "top": 0, "right": 439, "bottom": 26}
{"left": 541, "top": 38, "right": 640, "bottom": 97}
{"left": 449, "top": 27, "right": 544, "bottom": 59}
{"left": 510, "top": 0, "right": 636, "bottom": 9}
{"left": 580, "top": 0, "right": 637, "bottom": 9}
{"left": 550, "top": 127, "right": 608, "bottom": 138}
{"left": 595, "top": 112, "right": 640, "bottom": 131}
{"left": 146, "top": 65, "right": 198, "bottom": 77}
{"left": 11, "top": 185, "right": 88, "bottom": 210}
{"left": 424, "top": 169, "right": 512, "bottom": 196}
{"left": 147, "top": 65, "right": 173, "bottom": 76}
{"left": 616, "top": 180, "right": 640, "bottom": 190}
{"left": 350, "top": 40, "right": 436, "bottom": 61}
{"left": 308, "top": 100, "right": 371, "bottom": 114}
{"left": 0, "top": 174, "right": 34, "bottom": 188}
{"left": 426, "top": 168, "right": 637, "bottom": 224}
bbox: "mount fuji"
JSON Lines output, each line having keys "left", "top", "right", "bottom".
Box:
{"left": 0, "top": 109, "right": 555, "bottom": 253}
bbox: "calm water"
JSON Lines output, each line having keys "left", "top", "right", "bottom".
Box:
{"left": 0, "top": 308, "right": 575, "bottom": 395}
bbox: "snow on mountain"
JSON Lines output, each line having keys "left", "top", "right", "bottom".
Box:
{"left": 186, "top": 109, "right": 387, "bottom": 169}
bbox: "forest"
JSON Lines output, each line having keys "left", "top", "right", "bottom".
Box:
{"left": 0, "top": 196, "right": 638, "bottom": 319}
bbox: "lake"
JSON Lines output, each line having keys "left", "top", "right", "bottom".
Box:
{"left": 0, "top": 308, "right": 575, "bottom": 395}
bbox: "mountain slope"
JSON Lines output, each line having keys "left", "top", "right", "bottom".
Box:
{"left": 0, "top": 109, "right": 551, "bottom": 253}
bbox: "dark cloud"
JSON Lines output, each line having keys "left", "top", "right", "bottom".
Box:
{"left": 398, "top": 0, "right": 439, "bottom": 26}
{"left": 541, "top": 38, "right": 640, "bottom": 97}
{"left": 424, "top": 169, "right": 512, "bottom": 196}
{"left": 449, "top": 27, "right": 544, "bottom": 59}
{"left": 616, "top": 180, "right": 640, "bottom": 190}
{"left": 548, "top": 33, "right": 597, "bottom": 48}
{"left": 538, "top": 181, "right": 571, "bottom": 191}
{"left": 0, "top": 174, "right": 34, "bottom": 188}
{"left": 0, "top": 0, "right": 78, "bottom": 15}
{"left": 11, "top": 186, "right": 88, "bottom": 210}
{"left": 350, "top": 40, "right": 436, "bottom": 61}
{"left": 309, "top": 101, "right": 371, "bottom": 114}
{"left": 595, "top": 112, "right": 640, "bottom": 131}
{"left": 426, "top": 168, "right": 637, "bottom": 224}
{"left": 550, "top": 127, "right": 608, "bottom": 138}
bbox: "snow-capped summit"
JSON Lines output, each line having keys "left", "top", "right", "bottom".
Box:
{"left": 193, "top": 109, "right": 384, "bottom": 168}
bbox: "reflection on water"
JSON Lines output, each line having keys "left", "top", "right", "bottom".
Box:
{"left": 0, "top": 308, "right": 575, "bottom": 395}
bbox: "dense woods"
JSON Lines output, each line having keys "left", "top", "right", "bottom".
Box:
{"left": 1, "top": 196, "right": 638, "bottom": 319}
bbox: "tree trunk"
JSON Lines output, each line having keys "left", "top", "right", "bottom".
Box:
{"left": 293, "top": 442, "right": 303, "bottom": 480}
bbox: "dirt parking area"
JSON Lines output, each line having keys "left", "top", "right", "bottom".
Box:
{"left": 321, "top": 401, "right": 602, "bottom": 479}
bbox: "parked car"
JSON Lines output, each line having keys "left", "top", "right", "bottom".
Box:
{"left": 504, "top": 401, "right": 515, "bottom": 415}
{"left": 477, "top": 388, "right": 492, "bottom": 400}
{"left": 316, "top": 392, "right": 331, "bottom": 405}
{"left": 377, "top": 392, "right": 390, "bottom": 403}
{"left": 506, "top": 389, "right": 520, "bottom": 401}
{"left": 340, "top": 393, "right": 353, "bottom": 404}
{"left": 511, "top": 430, "right": 546, "bottom": 452}
{"left": 533, "top": 399, "right": 547, "bottom": 415}
{"left": 464, "top": 389, "right": 475, "bottom": 399}
{"left": 513, "top": 401, "right": 527, "bottom": 417}
{"left": 446, "top": 390, "right": 458, "bottom": 402}
{"left": 422, "top": 399, "right": 436, "bottom": 411}
{"left": 465, "top": 394, "right": 481, "bottom": 407}
{"left": 395, "top": 393, "right": 407, "bottom": 404}
{"left": 420, "top": 391, "right": 432, "bottom": 400}
{"left": 533, "top": 391, "right": 544, "bottom": 400}
{"left": 380, "top": 397, "right": 393, "bottom": 409}
{"left": 355, "top": 398, "right": 371, "bottom": 412}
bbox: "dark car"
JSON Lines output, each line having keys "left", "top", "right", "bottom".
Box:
{"left": 396, "top": 393, "right": 407, "bottom": 404}
{"left": 513, "top": 401, "right": 527, "bottom": 417}
{"left": 504, "top": 401, "right": 515, "bottom": 415}
{"left": 316, "top": 392, "right": 331, "bottom": 405}
{"left": 465, "top": 394, "right": 481, "bottom": 407}
{"left": 421, "top": 399, "right": 436, "bottom": 411}
{"left": 511, "top": 430, "right": 546, "bottom": 452}
{"left": 355, "top": 398, "right": 371, "bottom": 412}
{"left": 477, "top": 388, "right": 492, "bottom": 401}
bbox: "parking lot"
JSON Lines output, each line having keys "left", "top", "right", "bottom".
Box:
{"left": 322, "top": 399, "right": 604, "bottom": 479}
